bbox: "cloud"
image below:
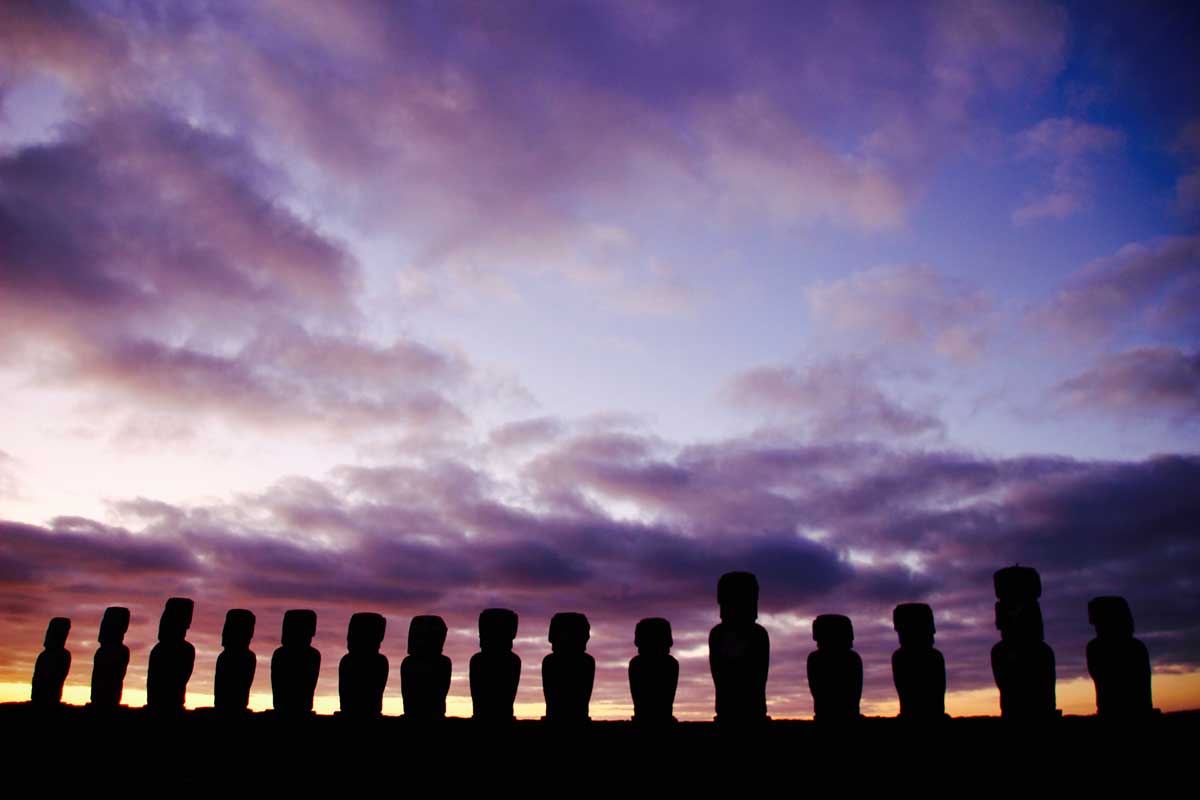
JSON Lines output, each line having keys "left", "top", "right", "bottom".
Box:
{"left": 1054, "top": 347, "right": 1200, "bottom": 421}
{"left": 1012, "top": 117, "right": 1124, "bottom": 224}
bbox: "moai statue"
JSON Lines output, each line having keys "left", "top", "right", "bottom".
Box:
{"left": 146, "top": 597, "right": 196, "bottom": 712}
{"left": 271, "top": 609, "right": 321, "bottom": 714}
{"left": 708, "top": 571, "right": 770, "bottom": 723}
{"left": 991, "top": 565, "right": 1057, "bottom": 720}
{"left": 214, "top": 609, "right": 256, "bottom": 713}
{"left": 629, "top": 617, "right": 678, "bottom": 724}
{"left": 31, "top": 617, "right": 72, "bottom": 707}
{"left": 339, "top": 612, "right": 389, "bottom": 717}
{"left": 542, "top": 612, "right": 595, "bottom": 723}
{"left": 1087, "top": 596, "right": 1153, "bottom": 719}
{"left": 807, "top": 614, "right": 863, "bottom": 722}
{"left": 90, "top": 606, "right": 130, "bottom": 708}
{"left": 892, "top": 603, "right": 946, "bottom": 720}
{"left": 470, "top": 608, "right": 521, "bottom": 722}
{"left": 401, "top": 615, "right": 451, "bottom": 720}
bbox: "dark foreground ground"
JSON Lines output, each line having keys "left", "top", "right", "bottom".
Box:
{"left": 3, "top": 703, "right": 1194, "bottom": 791}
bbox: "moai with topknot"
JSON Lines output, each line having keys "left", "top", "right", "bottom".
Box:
{"left": 807, "top": 614, "right": 863, "bottom": 722}
{"left": 629, "top": 617, "right": 678, "bottom": 724}
{"left": 339, "top": 612, "right": 389, "bottom": 717}
{"left": 402, "top": 615, "right": 451, "bottom": 720}
{"left": 271, "top": 609, "right": 321, "bottom": 715}
{"left": 1087, "top": 596, "right": 1153, "bottom": 719}
{"left": 892, "top": 603, "right": 946, "bottom": 720}
{"left": 542, "top": 612, "right": 595, "bottom": 723}
{"left": 991, "top": 566, "right": 1057, "bottom": 720}
{"left": 147, "top": 597, "right": 196, "bottom": 712}
{"left": 470, "top": 608, "right": 521, "bottom": 721}
{"left": 214, "top": 609, "right": 256, "bottom": 713}
{"left": 90, "top": 606, "right": 130, "bottom": 708}
{"left": 31, "top": 617, "right": 72, "bottom": 707}
{"left": 708, "top": 571, "right": 770, "bottom": 723}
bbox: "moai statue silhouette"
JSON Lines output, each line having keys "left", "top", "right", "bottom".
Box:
{"left": 339, "top": 612, "right": 389, "bottom": 717}
{"left": 892, "top": 603, "right": 946, "bottom": 720}
{"left": 146, "top": 597, "right": 196, "bottom": 712}
{"left": 271, "top": 609, "right": 320, "bottom": 714}
{"left": 470, "top": 608, "right": 521, "bottom": 722}
{"left": 991, "top": 566, "right": 1057, "bottom": 720}
{"left": 214, "top": 609, "right": 256, "bottom": 713}
{"left": 629, "top": 617, "right": 678, "bottom": 724}
{"left": 31, "top": 617, "right": 72, "bottom": 707}
{"left": 542, "top": 612, "right": 595, "bottom": 723}
{"left": 402, "top": 615, "right": 451, "bottom": 720}
{"left": 708, "top": 571, "right": 770, "bottom": 723}
{"left": 807, "top": 614, "right": 863, "bottom": 723}
{"left": 1087, "top": 596, "right": 1153, "bottom": 719}
{"left": 90, "top": 606, "right": 130, "bottom": 708}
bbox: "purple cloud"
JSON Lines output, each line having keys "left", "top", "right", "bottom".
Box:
{"left": 1054, "top": 347, "right": 1200, "bottom": 420}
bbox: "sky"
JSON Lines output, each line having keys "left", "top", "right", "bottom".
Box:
{"left": 1, "top": 0, "right": 1197, "bottom": 719}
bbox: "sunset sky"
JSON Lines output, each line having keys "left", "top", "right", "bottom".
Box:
{"left": 1, "top": 0, "right": 1197, "bottom": 719}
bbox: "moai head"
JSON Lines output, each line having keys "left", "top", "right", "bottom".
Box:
{"left": 98, "top": 607, "right": 130, "bottom": 646}
{"left": 348, "top": 612, "right": 386, "bottom": 653}
{"left": 408, "top": 615, "right": 448, "bottom": 657}
{"left": 222, "top": 609, "right": 256, "bottom": 650}
{"left": 995, "top": 599, "right": 1044, "bottom": 642}
{"left": 548, "top": 612, "right": 590, "bottom": 654}
{"left": 993, "top": 565, "right": 1041, "bottom": 602}
{"left": 893, "top": 603, "right": 935, "bottom": 648}
{"left": 1089, "top": 596, "right": 1134, "bottom": 639}
{"left": 717, "top": 571, "right": 759, "bottom": 624}
{"left": 479, "top": 608, "right": 518, "bottom": 652}
{"left": 634, "top": 618, "right": 672, "bottom": 656}
{"left": 281, "top": 609, "right": 318, "bottom": 648}
{"left": 813, "top": 614, "right": 854, "bottom": 650}
{"left": 158, "top": 597, "right": 194, "bottom": 642}
{"left": 44, "top": 617, "right": 71, "bottom": 650}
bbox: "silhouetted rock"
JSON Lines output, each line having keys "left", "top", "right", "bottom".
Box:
{"left": 470, "top": 608, "right": 521, "bottom": 722}
{"left": 1087, "top": 596, "right": 1154, "bottom": 719}
{"left": 90, "top": 606, "right": 130, "bottom": 709}
{"left": 271, "top": 609, "right": 320, "bottom": 715}
{"left": 892, "top": 603, "right": 946, "bottom": 721}
{"left": 147, "top": 597, "right": 195, "bottom": 712}
{"left": 629, "top": 617, "right": 678, "bottom": 724}
{"left": 991, "top": 566, "right": 1057, "bottom": 720}
{"left": 31, "top": 617, "right": 71, "bottom": 707}
{"left": 214, "top": 608, "right": 256, "bottom": 713}
{"left": 542, "top": 612, "right": 594, "bottom": 723}
{"left": 340, "top": 612, "right": 389, "bottom": 717}
{"left": 402, "top": 615, "right": 450, "bottom": 720}
{"left": 808, "top": 614, "right": 863, "bottom": 723}
{"left": 709, "top": 571, "right": 769, "bottom": 723}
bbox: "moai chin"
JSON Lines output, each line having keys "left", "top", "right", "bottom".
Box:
{"left": 470, "top": 608, "right": 521, "bottom": 721}
{"left": 402, "top": 615, "right": 451, "bottom": 720}
{"left": 339, "top": 612, "right": 389, "bottom": 717}
{"left": 990, "top": 566, "right": 1057, "bottom": 720}
{"left": 891, "top": 603, "right": 946, "bottom": 721}
{"left": 90, "top": 606, "right": 131, "bottom": 709}
{"left": 271, "top": 609, "right": 320, "bottom": 714}
{"left": 807, "top": 614, "right": 863, "bottom": 723}
{"left": 629, "top": 617, "right": 678, "bottom": 724}
{"left": 214, "top": 609, "right": 257, "bottom": 713}
{"left": 31, "top": 617, "right": 72, "bottom": 707}
{"left": 708, "top": 571, "right": 770, "bottom": 723}
{"left": 542, "top": 612, "right": 595, "bottom": 723}
{"left": 1087, "top": 596, "right": 1153, "bottom": 719}
{"left": 147, "top": 597, "right": 196, "bottom": 712}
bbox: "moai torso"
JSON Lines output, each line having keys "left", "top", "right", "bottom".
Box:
{"left": 807, "top": 614, "right": 862, "bottom": 722}
{"left": 892, "top": 603, "right": 946, "bottom": 720}
{"left": 542, "top": 612, "right": 594, "bottom": 723}
{"left": 146, "top": 597, "right": 196, "bottom": 711}
{"left": 271, "top": 609, "right": 321, "bottom": 714}
{"left": 470, "top": 608, "right": 521, "bottom": 721}
{"left": 401, "top": 615, "right": 451, "bottom": 720}
{"left": 339, "top": 612, "right": 389, "bottom": 717}
{"left": 31, "top": 617, "right": 72, "bottom": 706}
{"left": 991, "top": 566, "right": 1057, "bottom": 720}
{"left": 214, "top": 608, "right": 256, "bottom": 712}
{"left": 1087, "top": 596, "right": 1153, "bottom": 718}
{"left": 629, "top": 617, "right": 678, "bottom": 723}
{"left": 709, "top": 572, "right": 769, "bottom": 723}
{"left": 90, "top": 607, "right": 130, "bottom": 708}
